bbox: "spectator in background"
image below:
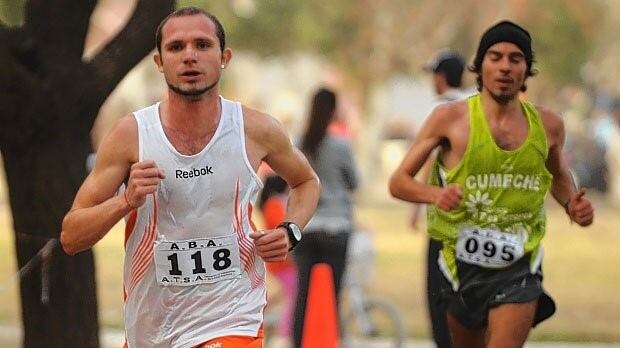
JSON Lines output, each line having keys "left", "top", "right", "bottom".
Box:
{"left": 293, "top": 87, "right": 359, "bottom": 348}
{"left": 411, "top": 49, "right": 469, "bottom": 228}
{"left": 424, "top": 48, "right": 468, "bottom": 104}
{"left": 412, "top": 49, "right": 468, "bottom": 348}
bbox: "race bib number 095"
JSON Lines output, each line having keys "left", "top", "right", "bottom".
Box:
{"left": 456, "top": 227, "right": 525, "bottom": 268}
{"left": 154, "top": 236, "right": 241, "bottom": 286}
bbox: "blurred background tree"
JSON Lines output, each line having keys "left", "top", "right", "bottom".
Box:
{"left": 0, "top": 1, "right": 173, "bottom": 347}
{"left": 181, "top": 0, "right": 613, "bottom": 188}
{"left": 175, "top": 0, "right": 610, "bottom": 104}
{"left": 1, "top": 0, "right": 619, "bottom": 346}
{"left": 0, "top": 0, "right": 23, "bottom": 26}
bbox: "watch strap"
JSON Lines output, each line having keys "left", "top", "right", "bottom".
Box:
{"left": 278, "top": 221, "right": 301, "bottom": 251}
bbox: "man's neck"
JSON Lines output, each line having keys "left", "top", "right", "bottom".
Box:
{"left": 480, "top": 88, "right": 522, "bottom": 120}
{"left": 162, "top": 89, "right": 222, "bottom": 134}
{"left": 435, "top": 79, "right": 448, "bottom": 95}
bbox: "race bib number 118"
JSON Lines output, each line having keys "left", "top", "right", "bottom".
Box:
{"left": 154, "top": 236, "right": 242, "bottom": 286}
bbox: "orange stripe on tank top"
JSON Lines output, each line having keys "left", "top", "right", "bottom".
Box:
{"left": 124, "top": 209, "right": 138, "bottom": 248}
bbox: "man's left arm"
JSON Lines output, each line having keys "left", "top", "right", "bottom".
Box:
{"left": 246, "top": 111, "right": 320, "bottom": 261}
{"left": 262, "top": 127, "right": 320, "bottom": 230}
{"left": 542, "top": 108, "right": 594, "bottom": 226}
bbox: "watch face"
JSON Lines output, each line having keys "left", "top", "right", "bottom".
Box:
{"left": 290, "top": 223, "right": 302, "bottom": 241}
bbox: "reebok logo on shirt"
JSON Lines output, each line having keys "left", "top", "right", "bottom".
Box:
{"left": 175, "top": 165, "right": 214, "bottom": 179}
{"left": 202, "top": 343, "right": 222, "bottom": 348}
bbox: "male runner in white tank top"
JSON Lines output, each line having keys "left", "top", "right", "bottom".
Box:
{"left": 60, "top": 7, "right": 320, "bottom": 348}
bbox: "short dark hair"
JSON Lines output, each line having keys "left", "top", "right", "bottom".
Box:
{"left": 435, "top": 58, "right": 464, "bottom": 88}
{"left": 156, "top": 7, "right": 226, "bottom": 53}
{"left": 424, "top": 49, "right": 464, "bottom": 88}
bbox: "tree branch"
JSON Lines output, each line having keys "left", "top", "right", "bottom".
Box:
{"left": 25, "top": 0, "right": 97, "bottom": 63}
{"left": 80, "top": 0, "right": 174, "bottom": 117}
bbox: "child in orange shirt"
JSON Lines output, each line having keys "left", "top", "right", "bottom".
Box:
{"left": 259, "top": 175, "right": 298, "bottom": 340}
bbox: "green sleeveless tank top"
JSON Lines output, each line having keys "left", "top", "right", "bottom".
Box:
{"left": 427, "top": 94, "right": 553, "bottom": 279}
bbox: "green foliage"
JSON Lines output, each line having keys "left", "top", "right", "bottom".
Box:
{"left": 177, "top": 0, "right": 350, "bottom": 56}
{"left": 172, "top": 0, "right": 609, "bottom": 95}
{"left": 526, "top": 0, "right": 603, "bottom": 87}
{"left": 0, "top": 0, "right": 609, "bottom": 97}
{"left": 0, "top": 0, "right": 25, "bottom": 26}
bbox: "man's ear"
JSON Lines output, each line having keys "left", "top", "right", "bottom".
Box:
{"left": 220, "top": 48, "right": 233, "bottom": 69}
{"left": 154, "top": 52, "right": 164, "bottom": 73}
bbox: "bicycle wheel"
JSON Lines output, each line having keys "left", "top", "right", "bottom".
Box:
{"left": 341, "top": 297, "right": 406, "bottom": 348}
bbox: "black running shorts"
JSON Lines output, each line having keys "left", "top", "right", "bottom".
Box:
{"left": 440, "top": 254, "right": 556, "bottom": 329}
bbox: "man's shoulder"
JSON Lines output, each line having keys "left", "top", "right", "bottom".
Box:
{"left": 108, "top": 115, "right": 138, "bottom": 154}
{"left": 241, "top": 104, "right": 270, "bottom": 120}
{"left": 132, "top": 102, "right": 159, "bottom": 115}
{"left": 533, "top": 105, "right": 561, "bottom": 122}
{"left": 240, "top": 105, "right": 291, "bottom": 153}
{"left": 430, "top": 99, "right": 469, "bottom": 124}
{"left": 95, "top": 114, "right": 138, "bottom": 167}
{"left": 241, "top": 105, "right": 281, "bottom": 135}
{"left": 111, "top": 114, "right": 139, "bottom": 137}
{"left": 533, "top": 105, "right": 564, "bottom": 135}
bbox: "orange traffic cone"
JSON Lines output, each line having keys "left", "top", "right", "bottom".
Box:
{"left": 301, "top": 263, "right": 339, "bottom": 348}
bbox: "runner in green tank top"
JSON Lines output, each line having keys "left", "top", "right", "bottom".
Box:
{"left": 389, "top": 21, "right": 593, "bottom": 348}
{"left": 427, "top": 92, "right": 552, "bottom": 283}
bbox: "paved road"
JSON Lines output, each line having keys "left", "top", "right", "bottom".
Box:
{"left": 1, "top": 326, "right": 617, "bottom": 348}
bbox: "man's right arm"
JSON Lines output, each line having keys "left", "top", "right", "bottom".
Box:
{"left": 389, "top": 104, "right": 463, "bottom": 211}
{"left": 61, "top": 115, "right": 138, "bottom": 255}
{"left": 540, "top": 107, "right": 594, "bottom": 226}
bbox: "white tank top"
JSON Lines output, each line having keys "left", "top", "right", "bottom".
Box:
{"left": 123, "top": 97, "right": 265, "bottom": 348}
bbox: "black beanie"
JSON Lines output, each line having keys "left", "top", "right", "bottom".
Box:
{"left": 473, "top": 20, "right": 532, "bottom": 70}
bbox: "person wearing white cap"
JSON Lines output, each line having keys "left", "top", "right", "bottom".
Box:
{"left": 423, "top": 48, "right": 468, "bottom": 103}
{"left": 413, "top": 48, "right": 469, "bottom": 348}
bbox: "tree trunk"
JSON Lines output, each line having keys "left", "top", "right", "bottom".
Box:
{"left": 0, "top": 1, "right": 174, "bottom": 346}
{"left": 3, "top": 134, "right": 99, "bottom": 347}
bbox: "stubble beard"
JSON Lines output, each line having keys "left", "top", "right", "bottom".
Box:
{"left": 490, "top": 91, "right": 515, "bottom": 105}
{"left": 487, "top": 86, "right": 517, "bottom": 105}
{"left": 167, "top": 79, "right": 218, "bottom": 102}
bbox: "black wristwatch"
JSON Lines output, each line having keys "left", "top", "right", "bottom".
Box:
{"left": 278, "top": 221, "right": 302, "bottom": 251}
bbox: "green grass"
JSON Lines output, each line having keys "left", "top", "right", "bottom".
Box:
{"left": 354, "top": 197, "right": 620, "bottom": 343}
{"left": 0, "top": 195, "right": 618, "bottom": 342}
